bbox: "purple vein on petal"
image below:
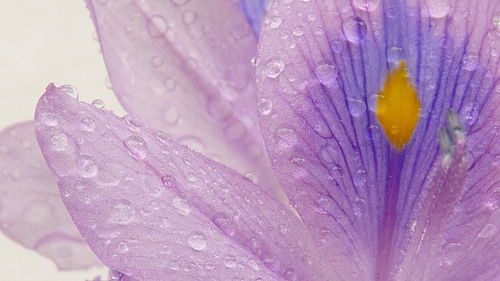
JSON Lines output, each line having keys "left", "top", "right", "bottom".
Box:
{"left": 257, "top": 0, "right": 499, "bottom": 279}
{"left": 34, "top": 84, "right": 336, "bottom": 281}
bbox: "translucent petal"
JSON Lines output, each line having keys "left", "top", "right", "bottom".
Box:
{"left": 34, "top": 84, "right": 334, "bottom": 281}
{"left": 86, "top": 0, "right": 278, "bottom": 191}
{"left": 0, "top": 121, "right": 102, "bottom": 270}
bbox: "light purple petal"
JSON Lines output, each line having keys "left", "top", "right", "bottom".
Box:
{"left": 34, "top": 84, "right": 334, "bottom": 281}
{"left": 256, "top": 0, "right": 499, "bottom": 279}
{"left": 0, "top": 121, "right": 102, "bottom": 270}
{"left": 237, "top": 0, "right": 270, "bottom": 36}
{"left": 86, "top": 0, "right": 279, "bottom": 191}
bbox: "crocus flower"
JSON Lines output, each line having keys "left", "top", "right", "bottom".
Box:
{"left": 1, "top": 0, "right": 498, "bottom": 280}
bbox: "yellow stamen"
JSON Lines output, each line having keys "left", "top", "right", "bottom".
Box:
{"left": 376, "top": 62, "right": 420, "bottom": 150}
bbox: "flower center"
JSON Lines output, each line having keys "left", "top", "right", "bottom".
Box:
{"left": 376, "top": 62, "right": 420, "bottom": 150}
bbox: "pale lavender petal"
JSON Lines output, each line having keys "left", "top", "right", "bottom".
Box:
{"left": 237, "top": 0, "right": 270, "bottom": 36}
{"left": 86, "top": 0, "right": 278, "bottom": 191}
{"left": 256, "top": 0, "right": 499, "bottom": 279}
{"left": 0, "top": 121, "right": 102, "bottom": 270}
{"left": 34, "top": 84, "right": 334, "bottom": 281}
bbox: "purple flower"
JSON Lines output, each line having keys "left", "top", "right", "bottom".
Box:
{"left": 1, "top": 0, "right": 499, "bottom": 280}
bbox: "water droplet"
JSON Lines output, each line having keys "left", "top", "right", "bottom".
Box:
{"left": 163, "top": 107, "right": 180, "bottom": 126}
{"left": 187, "top": 233, "right": 207, "bottom": 251}
{"left": 59, "top": 85, "right": 79, "bottom": 99}
{"left": 269, "top": 17, "right": 283, "bottom": 28}
{"left": 40, "top": 112, "right": 58, "bottom": 127}
{"left": 109, "top": 200, "right": 135, "bottom": 225}
{"left": 123, "top": 136, "right": 147, "bottom": 160}
{"left": 319, "top": 144, "right": 335, "bottom": 163}
{"left": 354, "top": 169, "right": 367, "bottom": 187}
{"left": 161, "top": 175, "right": 177, "bottom": 188}
{"left": 91, "top": 99, "right": 105, "bottom": 109}
{"left": 250, "top": 56, "right": 260, "bottom": 67}
{"left": 115, "top": 241, "right": 129, "bottom": 253}
{"left": 387, "top": 47, "right": 403, "bottom": 64}
{"left": 257, "top": 98, "right": 273, "bottom": 115}
{"left": 77, "top": 156, "right": 98, "bottom": 178}
{"left": 212, "top": 212, "right": 236, "bottom": 235}
{"left": 274, "top": 127, "right": 298, "bottom": 148}
{"left": 343, "top": 17, "right": 367, "bottom": 44}
{"left": 224, "top": 254, "right": 237, "bottom": 268}
{"left": 172, "top": 197, "right": 191, "bottom": 216}
{"left": 284, "top": 268, "right": 298, "bottom": 281}
{"left": 164, "top": 78, "right": 176, "bottom": 91}
{"left": 50, "top": 132, "right": 68, "bottom": 152}
{"left": 292, "top": 26, "right": 304, "bottom": 36}
{"left": 183, "top": 11, "right": 197, "bottom": 25}
{"left": 315, "top": 63, "right": 338, "bottom": 88}
{"left": 348, "top": 98, "right": 366, "bottom": 117}
{"left": 425, "top": 0, "right": 450, "bottom": 18}
{"left": 462, "top": 104, "right": 478, "bottom": 126}
{"left": 264, "top": 59, "right": 285, "bottom": 78}
{"left": 478, "top": 223, "right": 496, "bottom": 238}
{"left": 171, "top": 0, "right": 190, "bottom": 6}
{"left": 147, "top": 15, "right": 167, "bottom": 38}
{"left": 353, "top": 0, "right": 380, "bottom": 11}
{"left": 462, "top": 55, "right": 479, "bottom": 71}
{"left": 151, "top": 56, "right": 164, "bottom": 67}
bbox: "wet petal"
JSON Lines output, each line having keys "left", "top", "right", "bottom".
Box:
{"left": 237, "top": 0, "right": 270, "bottom": 36}
{"left": 34, "top": 84, "right": 333, "bottom": 281}
{"left": 0, "top": 121, "right": 102, "bottom": 270}
{"left": 86, "top": 0, "right": 278, "bottom": 191}
{"left": 256, "top": 0, "right": 499, "bottom": 279}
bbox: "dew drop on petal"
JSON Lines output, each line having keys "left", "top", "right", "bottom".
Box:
{"left": 353, "top": 0, "right": 380, "bottom": 11}
{"left": 269, "top": 17, "right": 283, "bottom": 28}
{"left": 315, "top": 63, "right": 338, "bottom": 88}
{"left": 425, "top": 0, "right": 450, "bottom": 18}
{"left": 257, "top": 98, "right": 273, "bottom": 115}
{"left": 109, "top": 200, "right": 136, "bottom": 225}
{"left": 387, "top": 47, "right": 403, "bottom": 64}
{"left": 354, "top": 169, "right": 367, "bottom": 187}
{"left": 161, "top": 175, "right": 177, "bottom": 189}
{"left": 123, "top": 136, "right": 147, "bottom": 160}
{"left": 171, "top": 0, "right": 190, "bottom": 6}
{"left": 77, "top": 156, "right": 98, "bottom": 178}
{"left": 172, "top": 197, "right": 191, "bottom": 216}
{"left": 187, "top": 233, "right": 207, "bottom": 251}
{"left": 59, "top": 85, "right": 79, "bottom": 99}
{"left": 343, "top": 17, "right": 367, "bottom": 44}
{"left": 91, "top": 99, "right": 105, "bottom": 109}
{"left": 292, "top": 26, "right": 305, "bottom": 36}
{"left": 147, "top": 15, "right": 168, "bottom": 38}
{"left": 40, "top": 112, "right": 58, "bottom": 127}
{"left": 348, "top": 98, "right": 366, "bottom": 117}
{"left": 163, "top": 107, "right": 180, "bottom": 126}
{"left": 264, "top": 59, "right": 285, "bottom": 78}
{"left": 224, "top": 254, "right": 237, "bottom": 268}
{"left": 462, "top": 55, "right": 479, "bottom": 71}
{"left": 50, "top": 132, "right": 68, "bottom": 152}
{"left": 478, "top": 223, "right": 497, "bottom": 238}
{"left": 212, "top": 212, "right": 236, "bottom": 235}
{"left": 183, "top": 11, "right": 197, "bottom": 25}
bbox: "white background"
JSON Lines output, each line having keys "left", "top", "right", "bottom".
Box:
{"left": 0, "top": 1, "right": 125, "bottom": 280}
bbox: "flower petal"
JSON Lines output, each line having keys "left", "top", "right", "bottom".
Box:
{"left": 256, "top": 0, "right": 499, "bottom": 279}
{"left": 0, "top": 121, "right": 102, "bottom": 270}
{"left": 237, "top": 0, "right": 270, "bottom": 36}
{"left": 34, "top": 84, "right": 334, "bottom": 281}
{"left": 86, "top": 0, "right": 278, "bottom": 190}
